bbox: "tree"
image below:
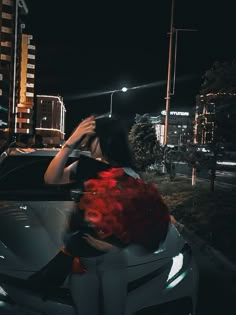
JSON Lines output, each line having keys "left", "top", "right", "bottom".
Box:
{"left": 129, "top": 114, "right": 176, "bottom": 180}
{"left": 200, "top": 59, "right": 236, "bottom": 94}
{"left": 129, "top": 114, "right": 161, "bottom": 171}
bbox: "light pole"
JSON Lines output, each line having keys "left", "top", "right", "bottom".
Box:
{"left": 40, "top": 116, "right": 47, "bottom": 128}
{"left": 164, "top": 0, "right": 175, "bottom": 145}
{"left": 109, "top": 87, "right": 128, "bottom": 117}
{"left": 164, "top": 0, "right": 197, "bottom": 145}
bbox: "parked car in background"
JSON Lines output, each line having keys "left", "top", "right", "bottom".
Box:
{"left": 0, "top": 148, "right": 199, "bottom": 315}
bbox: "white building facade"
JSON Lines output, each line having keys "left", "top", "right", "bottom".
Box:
{"left": 151, "top": 110, "right": 193, "bottom": 146}
{"left": 35, "top": 95, "right": 66, "bottom": 147}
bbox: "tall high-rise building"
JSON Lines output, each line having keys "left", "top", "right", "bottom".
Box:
{"left": 15, "top": 33, "right": 35, "bottom": 134}
{"left": 0, "top": 0, "right": 33, "bottom": 141}
{"left": 35, "top": 95, "right": 66, "bottom": 147}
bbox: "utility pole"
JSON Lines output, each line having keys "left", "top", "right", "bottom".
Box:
{"left": 164, "top": 0, "right": 175, "bottom": 145}
{"left": 163, "top": 0, "right": 197, "bottom": 145}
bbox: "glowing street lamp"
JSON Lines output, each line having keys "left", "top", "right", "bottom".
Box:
{"left": 40, "top": 116, "right": 47, "bottom": 128}
{"left": 109, "top": 87, "right": 128, "bottom": 117}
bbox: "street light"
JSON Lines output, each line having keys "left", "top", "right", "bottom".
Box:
{"left": 40, "top": 116, "right": 47, "bottom": 128}
{"left": 109, "top": 87, "right": 128, "bottom": 117}
{"left": 164, "top": 0, "right": 197, "bottom": 145}
{"left": 164, "top": 0, "right": 175, "bottom": 145}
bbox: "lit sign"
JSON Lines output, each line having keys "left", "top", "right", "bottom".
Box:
{"left": 161, "top": 110, "right": 189, "bottom": 116}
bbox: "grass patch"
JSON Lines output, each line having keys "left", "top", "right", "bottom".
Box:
{"left": 141, "top": 171, "right": 236, "bottom": 264}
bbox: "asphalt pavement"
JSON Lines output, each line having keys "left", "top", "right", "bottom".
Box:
{"left": 175, "top": 162, "right": 236, "bottom": 186}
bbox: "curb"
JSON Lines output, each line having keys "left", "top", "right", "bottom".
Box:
{"left": 174, "top": 221, "right": 236, "bottom": 273}
{"left": 176, "top": 173, "right": 236, "bottom": 189}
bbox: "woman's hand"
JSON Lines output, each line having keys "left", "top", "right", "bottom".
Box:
{"left": 66, "top": 116, "right": 96, "bottom": 147}
{"left": 82, "top": 233, "right": 116, "bottom": 252}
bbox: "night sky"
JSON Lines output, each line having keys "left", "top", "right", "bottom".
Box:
{"left": 24, "top": 0, "right": 236, "bottom": 135}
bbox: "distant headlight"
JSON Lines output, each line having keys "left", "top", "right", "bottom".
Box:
{"left": 165, "top": 243, "right": 192, "bottom": 289}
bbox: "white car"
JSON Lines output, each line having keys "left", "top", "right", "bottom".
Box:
{"left": 0, "top": 148, "right": 199, "bottom": 315}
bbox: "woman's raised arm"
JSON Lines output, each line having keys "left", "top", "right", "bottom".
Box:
{"left": 44, "top": 116, "right": 96, "bottom": 184}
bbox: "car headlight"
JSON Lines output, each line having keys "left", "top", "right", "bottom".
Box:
{"left": 0, "top": 285, "right": 15, "bottom": 305}
{"left": 165, "top": 243, "right": 192, "bottom": 289}
{"left": 0, "top": 285, "right": 8, "bottom": 297}
{"left": 167, "top": 252, "right": 184, "bottom": 282}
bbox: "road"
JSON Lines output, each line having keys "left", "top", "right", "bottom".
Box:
{"left": 175, "top": 162, "right": 236, "bottom": 186}
{"left": 179, "top": 225, "right": 236, "bottom": 315}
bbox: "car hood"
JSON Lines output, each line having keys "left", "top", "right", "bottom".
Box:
{"left": 0, "top": 200, "right": 186, "bottom": 278}
{"left": 0, "top": 200, "right": 74, "bottom": 277}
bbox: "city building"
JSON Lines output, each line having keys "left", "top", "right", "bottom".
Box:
{"left": 194, "top": 94, "right": 215, "bottom": 144}
{"left": 35, "top": 95, "right": 66, "bottom": 147}
{"left": 15, "top": 33, "right": 35, "bottom": 135}
{"left": 150, "top": 110, "right": 193, "bottom": 146}
{"left": 0, "top": 0, "right": 31, "bottom": 141}
{"left": 194, "top": 92, "right": 236, "bottom": 146}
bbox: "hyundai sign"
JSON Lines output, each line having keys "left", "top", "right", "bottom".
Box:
{"left": 161, "top": 110, "right": 189, "bottom": 116}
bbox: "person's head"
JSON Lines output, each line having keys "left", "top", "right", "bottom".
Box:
{"left": 80, "top": 115, "right": 135, "bottom": 168}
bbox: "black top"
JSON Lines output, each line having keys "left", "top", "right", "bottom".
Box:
{"left": 64, "top": 154, "right": 126, "bottom": 258}
{"left": 71, "top": 154, "right": 111, "bottom": 186}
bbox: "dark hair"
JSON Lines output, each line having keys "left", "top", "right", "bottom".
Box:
{"left": 94, "top": 115, "right": 135, "bottom": 168}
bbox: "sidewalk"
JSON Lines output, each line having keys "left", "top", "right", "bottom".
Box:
{"left": 175, "top": 221, "right": 236, "bottom": 273}
{"left": 176, "top": 221, "right": 236, "bottom": 315}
